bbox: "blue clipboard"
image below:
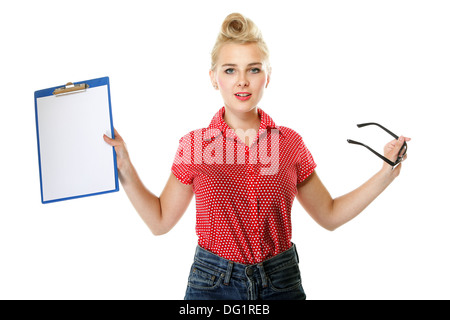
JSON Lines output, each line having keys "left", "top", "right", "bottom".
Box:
{"left": 34, "top": 76, "right": 119, "bottom": 204}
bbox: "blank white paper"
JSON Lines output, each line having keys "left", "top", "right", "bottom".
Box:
{"left": 36, "top": 85, "right": 116, "bottom": 202}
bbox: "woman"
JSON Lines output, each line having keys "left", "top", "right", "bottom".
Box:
{"left": 103, "top": 13, "right": 409, "bottom": 300}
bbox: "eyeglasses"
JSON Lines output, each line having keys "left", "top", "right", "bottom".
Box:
{"left": 347, "top": 122, "right": 407, "bottom": 167}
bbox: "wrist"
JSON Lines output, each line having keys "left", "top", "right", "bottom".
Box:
{"left": 379, "top": 163, "right": 398, "bottom": 182}
{"left": 118, "top": 161, "right": 135, "bottom": 185}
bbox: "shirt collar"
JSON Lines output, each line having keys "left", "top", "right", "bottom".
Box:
{"left": 207, "top": 107, "right": 284, "bottom": 138}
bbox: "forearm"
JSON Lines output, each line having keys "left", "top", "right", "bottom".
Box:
{"left": 103, "top": 130, "right": 192, "bottom": 235}
{"left": 329, "top": 167, "right": 396, "bottom": 230}
{"left": 119, "top": 163, "right": 163, "bottom": 234}
{"left": 298, "top": 136, "right": 408, "bottom": 230}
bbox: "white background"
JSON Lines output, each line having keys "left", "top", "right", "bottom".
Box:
{"left": 1, "top": 0, "right": 449, "bottom": 300}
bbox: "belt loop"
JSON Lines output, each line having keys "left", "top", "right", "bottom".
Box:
{"left": 224, "top": 261, "right": 233, "bottom": 286}
{"left": 257, "top": 263, "right": 268, "bottom": 288}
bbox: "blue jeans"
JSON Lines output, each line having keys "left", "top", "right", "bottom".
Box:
{"left": 184, "top": 243, "right": 306, "bottom": 300}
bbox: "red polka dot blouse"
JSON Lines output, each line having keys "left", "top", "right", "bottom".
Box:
{"left": 171, "top": 107, "right": 316, "bottom": 264}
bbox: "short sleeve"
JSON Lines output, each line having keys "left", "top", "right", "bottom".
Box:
{"left": 295, "top": 135, "right": 317, "bottom": 184}
{"left": 171, "top": 132, "right": 195, "bottom": 185}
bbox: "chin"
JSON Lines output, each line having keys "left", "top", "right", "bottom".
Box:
{"left": 225, "top": 102, "right": 259, "bottom": 114}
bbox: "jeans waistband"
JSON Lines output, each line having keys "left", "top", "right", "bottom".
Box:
{"left": 193, "top": 244, "right": 299, "bottom": 286}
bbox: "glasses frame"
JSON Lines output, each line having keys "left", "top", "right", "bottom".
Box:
{"left": 347, "top": 122, "right": 407, "bottom": 167}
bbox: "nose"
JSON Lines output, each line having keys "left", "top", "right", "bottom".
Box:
{"left": 237, "top": 74, "right": 249, "bottom": 88}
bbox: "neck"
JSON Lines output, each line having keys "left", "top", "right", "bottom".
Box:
{"left": 223, "top": 106, "right": 261, "bottom": 132}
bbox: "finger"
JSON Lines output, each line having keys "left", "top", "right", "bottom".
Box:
{"left": 395, "top": 136, "right": 405, "bottom": 150}
{"left": 388, "top": 140, "right": 397, "bottom": 148}
{"left": 103, "top": 133, "right": 113, "bottom": 144}
{"left": 385, "top": 137, "right": 403, "bottom": 160}
{"left": 396, "top": 136, "right": 411, "bottom": 161}
{"left": 103, "top": 134, "right": 121, "bottom": 147}
{"left": 385, "top": 138, "right": 400, "bottom": 153}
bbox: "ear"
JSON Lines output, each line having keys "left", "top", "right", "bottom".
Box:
{"left": 265, "top": 71, "right": 271, "bottom": 89}
{"left": 209, "top": 69, "right": 219, "bottom": 90}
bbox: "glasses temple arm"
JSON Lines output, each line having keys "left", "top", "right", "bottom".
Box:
{"left": 347, "top": 139, "right": 396, "bottom": 167}
{"left": 356, "top": 122, "right": 399, "bottom": 140}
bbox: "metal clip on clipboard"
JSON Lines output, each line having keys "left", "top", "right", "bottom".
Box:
{"left": 53, "top": 82, "right": 90, "bottom": 96}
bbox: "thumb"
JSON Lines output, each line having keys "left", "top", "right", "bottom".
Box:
{"left": 395, "top": 136, "right": 405, "bottom": 151}
{"left": 390, "top": 136, "right": 405, "bottom": 156}
{"left": 396, "top": 136, "right": 408, "bottom": 158}
{"left": 103, "top": 133, "right": 120, "bottom": 147}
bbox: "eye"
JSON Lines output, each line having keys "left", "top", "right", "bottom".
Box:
{"left": 225, "top": 68, "right": 235, "bottom": 74}
{"left": 250, "top": 68, "right": 261, "bottom": 74}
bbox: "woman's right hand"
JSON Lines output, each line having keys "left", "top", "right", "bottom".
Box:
{"left": 103, "top": 128, "right": 132, "bottom": 175}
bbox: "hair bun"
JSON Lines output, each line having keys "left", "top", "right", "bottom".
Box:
{"left": 221, "top": 13, "right": 261, "bottom": 42}
{"left": 223, "top": 13, "right": 247, "bottom": 38}
{"left": 210, "top": 13, "right": 270, "bottom": 70}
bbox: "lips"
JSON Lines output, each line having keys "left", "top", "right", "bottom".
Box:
{"left": 235, "top": 92, "right": 252, "bottom": 101}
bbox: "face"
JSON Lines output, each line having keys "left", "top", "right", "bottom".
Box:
{"left": 210, "top": 42, "right": 270, "bottom": 114}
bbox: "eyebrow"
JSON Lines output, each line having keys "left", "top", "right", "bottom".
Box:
{"left": 221, "top": 62, "right": 263, "bottom": 68}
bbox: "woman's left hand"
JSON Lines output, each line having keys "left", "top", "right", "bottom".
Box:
{"left": 383, "top": 135, "right": 411, "bottom": 177}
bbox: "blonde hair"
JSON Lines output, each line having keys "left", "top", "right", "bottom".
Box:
{"left": 211, "top": 13, "right": 270, "bottom": 71}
